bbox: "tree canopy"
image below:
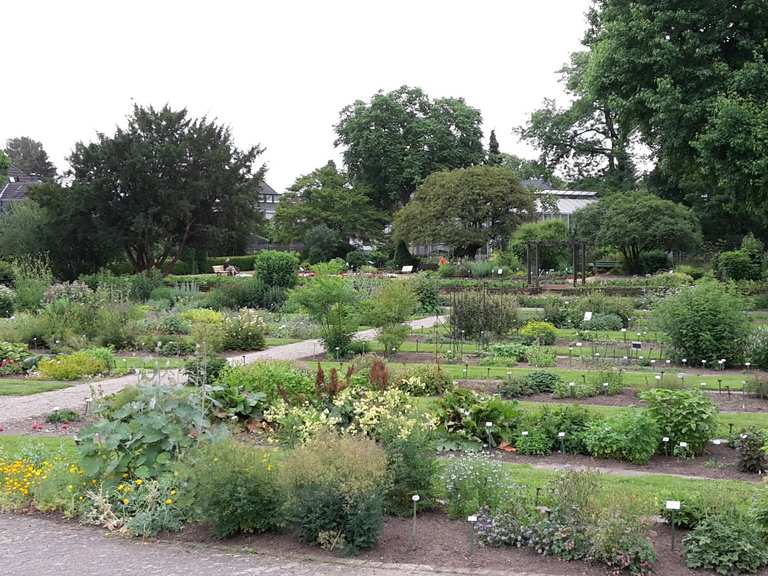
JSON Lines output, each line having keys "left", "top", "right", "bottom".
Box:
{"left": 272, "top": 161, "right": 385, "bottom": 245}
{"left": 5, "top": 136, "right": 57, "bottom": 178}
{"left": 60, "top": 104, "right": 266, "bottom": 273}
{"left": 581, "top": 0, "right": 768, "bottom": 237}
{"left": 394, "top": 166, "right": 535, "bottom": 257}
{"left": 335, "top": 85, "right": 485, "bottom": 212}
{"left": 517, "top": 50, "right": 635, "bottom": 191}
{"left": 573, "top": 191, "right": 701, "bottom": 274}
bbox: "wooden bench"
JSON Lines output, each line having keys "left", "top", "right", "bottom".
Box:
{"left": 590, "top": 260, "right": 620, "bottom": 273}
{"left": 212, "top": 265, "right": 225, "bottom": 276}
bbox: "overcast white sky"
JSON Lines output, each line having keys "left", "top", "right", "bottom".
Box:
{"left": 2, "top": 0, "right": 591, "bottom": 192}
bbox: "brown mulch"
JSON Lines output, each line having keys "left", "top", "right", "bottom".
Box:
{"left": 169, "top": 513, "right": 727, "bottom": 576}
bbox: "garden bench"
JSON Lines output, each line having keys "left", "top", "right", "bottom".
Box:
{"left": 590, "top": 260, "right": 620, "bottom": 273}
{"left": 212, "top": 265, "right": 225, "bottom": 276}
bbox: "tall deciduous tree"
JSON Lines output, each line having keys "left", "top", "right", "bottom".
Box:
{"left": 64, "top": 104, "right": 266, "bottom": 273}
{"left": 335, "top": 86, "right": 484, "bottom": 211}
{"left": 394, "top": 166, "right": 535, "bottom": 257}
{"left": 273, "top": 161, "right": 385, "bottom": 245}
{"left": 517, "top": 51, "right": 635, "bottom": 191}
{"left": 4, "top": 136, "right": 57, "bottom": 178}
{"left": 583, "top": 0, "right": 768, "bottom": 238}
{"left": 573, "top": 192, "right": 701, "bottom": 274}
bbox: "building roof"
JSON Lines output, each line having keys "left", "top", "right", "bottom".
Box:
{"left": 535, "top": 189, "right": 598, "bottom": 216}
{"left": 0, "top": 164, "right": 43, "bottom": 201}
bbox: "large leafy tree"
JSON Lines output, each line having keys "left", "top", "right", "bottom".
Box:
{"left": 573, "top": 191, "right": 701, "bottom": 274}
{"left": 64, "top": 104, "right": 266, "bottom": 273}
{"left": 4, "top": 136, "right": 57, "bottom": 178}
{"left": 272, "top": 161, "right": 385, "bottom": 245}
{"left": 517, "top": 51, "right": 635, "bottom": 191}
{"left": 487, "top": 130, "right": 502, "bottom": 165}
{"left": 335, "top": 86, "right": 485, "bottom": 211}
{"left": 30, "top": 183, "right": 122, "bottom": 279}
{"left": 394, "top": 166, "right": 535, "bottom": 257}
{"left": 584, "top": 0, "right": 768, "bottom": 238}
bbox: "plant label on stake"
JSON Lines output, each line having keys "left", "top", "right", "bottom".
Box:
{"left": 467, "top": 515, "right": 478, "bottom": 555}
{"left": 411, "top": 494, "right": 420, "bottom": 548}
{"left": 558, "top": 431, "right": 566, "bottom": 454}
{"left": 666, "top": 500, "right": 681, "bottom": 550}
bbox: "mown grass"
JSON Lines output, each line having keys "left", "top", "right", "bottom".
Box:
{"left": 0, "top": 380, "right": 71, "bottom": 396}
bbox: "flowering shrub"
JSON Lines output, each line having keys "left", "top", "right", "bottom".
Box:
{"left": 443, "top": 453, "right": 518, "bottom": 518}
{"left": 222, "top": 308, "right": 267, "bottom": 351}
{"left": 42, "top": 281, "right": 94, "bottom": 305}
{"left": 32, "top": 461, "right": 88, "bottom": 517}
{"left": 0, "top": 458, "right": 52, "bottom": 507}
{"left": 391, "top": 364, "right": 452, "bottom": 395}
{"left": 0, "top": 285, "right": 15, "bottom": 318}
{"left": 179, "top": 308, "right": 224, "bottom": 324}
{"left": 265, "top": 401, "right": 341, "bottom": 445}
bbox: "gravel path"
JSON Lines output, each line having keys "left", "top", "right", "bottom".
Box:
{"left": 0, "top": 513, "right": 538, "bottom": 576}
{"left": 0, "top": 316, "right": 446, "bottom": 425}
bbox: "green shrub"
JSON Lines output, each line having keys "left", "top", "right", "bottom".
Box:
{"left": 37, "top": 348, "right": 115, "bottom": 380}
{"left": 281, "top": 434, "right": 388, "bottom": 554}
{"left": 515, "top": 428, "right": 552, "bottom": 455}
{"left": 746, "top": 326, "right": 768, "bottom": 369}
{"left": 310, "top": 258, "right": 347, "bottom": 275}
{"left": 391, "top": 364, "right": 452, "bottom": 396}
{"left": 737, "top": 428, "right": 767, "bottom": 473}
{"left": 526, "top": 345, "right": 556, "bottom": 367}
{"left": 183, "top": 354, "right": 229, "bottom": 387}
{"left": 542, "top": 295, "right": 568, "bottom": 327}
{"left": 222, "top": 308, "right": 267, "bottom": 351}
{"left": 684, "top": 512, "right": 768, "bottom": 576}
{"left": 717, "top": 250, "right": 761, "bottom": 281}
{"left": 582, "top": 410, "right": 660, "bottom": 464}
{"left": 0, "top": 261, "right": 15, "bottom": 287}
{"left": 589, "top": 499, "right": 656, "bottom": 576}
{"left": 128, "top": 271, "right": 164, "bottom": 302}
{"left": 580, "top": 313, "right": 623, "bottom": 331}
{"left": 0, "top": 341, "right": 30, "bottom": 375}
{"left": 449, "top": 290, "right": 518, "bottom": 338}
{"left": 640, "top": 389, "right": 717, "bottom": 455}
{"left": 536, "top": 405, "right": 593, "bottom": 454}
{"left": 568, "top": 292, "right": 632, "bottom": 328}
{"left": 377, "top": 323, "right": 409, "bottom": 354}
{"left": 653, "top": 281, "right": 750, "bottom": 364}
{"left": 79, "top": 386, "right": 207, "bottom": 479}
{"left": 436, "top": 390, "right": 522, "bottom": 446}
{"left": 380, "top": 428, "right": 437, "bottom": 516}
{"left": 320, "top": 303, "right": 358, "bottom": 358}
{"left": 181, "top": 440, "right": 285, "bottom": 537}
{"left": 287, "top": 276, "right": 355, "bottom": 321}
{"left": 255, "top": 250, "right": 299, "bottom": 288}
{"left": 411, "top": 274, "right": 440, "bottom": 314}
{"left": 639, "top": 249, "right": 670, "bottom": 274}
{"left": 213, "top": 361, "right": 312, "bottom": 418}
{"left": 519, "top": 321, "right": 557, "bottom": 345}
{"left": 207, "top": 277, "right": 284, "bottom": 311}
{"left": 0, "top": 286, "right": 16, "bottom": 318}
{"left": 443, "top": 453, "right": 518, "bottom": 518}
{"left": 499, "top": 371, "right": 560, "bottom": 399}
{"left": 489, "top": 342, "right": 529, "bottom": 361}
{"left": 157, "top": 315, "right": 191, "bottom": 335}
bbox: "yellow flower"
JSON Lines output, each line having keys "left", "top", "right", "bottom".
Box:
{"left": 170, "top": 489, "right": 176, "bottom": 496}
{"left": 122, "top": 498, "right": 129, "bottom": 505}
{"left": 135, "top": 479, "right": 143, "bottom": 486}
{"left": 164, "top": 498, "right": 173, "bottom": 505}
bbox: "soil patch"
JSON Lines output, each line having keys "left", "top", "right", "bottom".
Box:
{"left": 167, "top": 512, "right": 733, "bottom": 576}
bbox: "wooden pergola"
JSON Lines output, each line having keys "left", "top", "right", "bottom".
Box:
{"left": 525, "top": 239, "right": 588, "bottom": 292}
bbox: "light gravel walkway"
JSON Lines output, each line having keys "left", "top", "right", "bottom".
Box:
{"left": 0, "top": 316, "right": 446, "bottom": 424}
{"left": 0, "top": 513, "right": 541, "bottom": 576}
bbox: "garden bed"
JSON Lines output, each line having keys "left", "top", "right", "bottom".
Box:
{"left": 162, "top": 512, "right": 711, "bottom": 576}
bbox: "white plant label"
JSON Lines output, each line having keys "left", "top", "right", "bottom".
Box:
{"left": 583, "top": 311, "right": 593, "bottom": 321}
{"left": 665, "top": 500, "right": 681, "bottom": 510}
{"left": 412, "top": 494, "right": 420, "bottom": 502}
{"left": 467, "top": 515, "right": 477, "bottom": 523}
{"left": 662, "top": 437, "right": 669, "bottom": 442}
{"left": 679, "top": 442, "right": 688, "bottom": 448}
{"left": 521, "top": 431, "right": 529, "bottom": 436}
{"left": 558, "top": 432, "right": 566, "bottom": 438}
